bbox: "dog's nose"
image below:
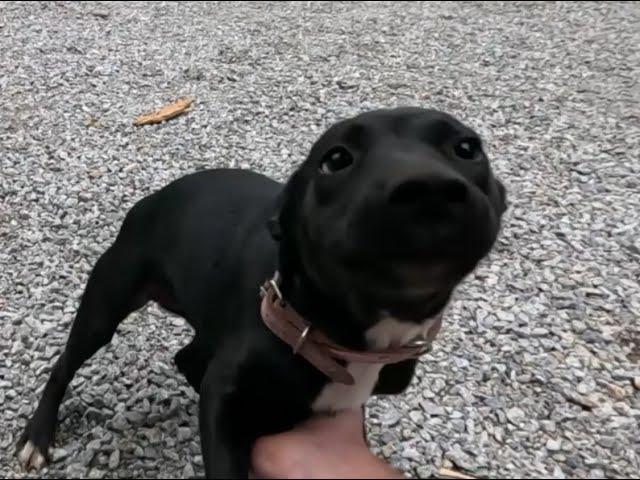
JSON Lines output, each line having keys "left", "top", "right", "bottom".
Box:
{"left": 387, "top": 176, "right": 468, "bottom": 211}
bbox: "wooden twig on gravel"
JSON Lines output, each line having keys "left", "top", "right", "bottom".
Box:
{"left": 437, "top": 467, "right": 477, "bottom": 479}
{"left": 133, "top": 97, "right": 194, "bottom": 126}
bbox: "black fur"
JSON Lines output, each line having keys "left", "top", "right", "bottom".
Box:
{"left": 19, "top": 107, "right": 506, "bottom": 478}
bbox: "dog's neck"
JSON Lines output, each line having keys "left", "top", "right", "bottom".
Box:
{"left": 275, "top": 266, "right": 370, "bottom": 351}
{"left": 272, "top": 196, "right": 444, "bottom": 350}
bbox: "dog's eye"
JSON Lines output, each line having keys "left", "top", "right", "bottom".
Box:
{"left": 454, "top": 138, "right": 481, "bottom": 160}
{"left": 319, "top": 147, "right": 353, "bottom": 174}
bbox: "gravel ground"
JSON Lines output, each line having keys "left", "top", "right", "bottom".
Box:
{"left": 1, "top": 1, "right": 639, "bottom": 478}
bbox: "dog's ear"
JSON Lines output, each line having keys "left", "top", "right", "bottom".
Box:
{"left": 486, "top": 175, "right": 507, "bottom": 216}
{"left": 267, "top": 167, "right": 307, "bottom": 242}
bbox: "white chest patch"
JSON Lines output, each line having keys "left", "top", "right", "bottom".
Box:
{"left": 311, "top": 313, "right": 442, "bottom": 413}
{"left": 312, "top": 362, "right": 384, "bottom": 412}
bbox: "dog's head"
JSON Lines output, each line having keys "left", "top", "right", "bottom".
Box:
{"left": 272, "top": 107, "right": 506, "bottom": 326}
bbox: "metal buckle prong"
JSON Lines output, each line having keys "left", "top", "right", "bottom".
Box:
{"left": 269, "top": 278, "right": 283, "bottom": 302}
{"left": 261, "top": 271, "right": 284, "bottom": 304}
{"left": 293, "top": 326, "right": 311, "bottom": 354}
{"left": 408, "top": 338, "right": 433, "bottom": 354}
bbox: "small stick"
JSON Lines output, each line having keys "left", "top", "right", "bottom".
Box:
{"left": 437, "top": 467, "right": 477, "bottom": 479}
{"left": 133, "top": 97, "right": 195, "bottom": 126}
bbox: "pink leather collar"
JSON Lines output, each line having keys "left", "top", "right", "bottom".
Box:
{"left": 259, "top": 274, "right": 438, "bottom": 385}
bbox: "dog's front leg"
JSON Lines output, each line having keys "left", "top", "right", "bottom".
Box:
{"left": 199, "top": 350, "right": 251, "bottom": 479}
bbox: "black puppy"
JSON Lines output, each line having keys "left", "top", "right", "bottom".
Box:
{"left": 18, "top": 107, "right": 506, "bottom": 478}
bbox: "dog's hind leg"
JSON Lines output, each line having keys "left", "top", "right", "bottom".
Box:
{"left": 174, "top": 336, "right": 211, "bottom": 393}
{"left": 174, "top": 337, "right": 203, "bottom": 392}
{"left": 17, "top": 242, "right": 149, "bottom": 471}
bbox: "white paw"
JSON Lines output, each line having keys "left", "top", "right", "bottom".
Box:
{"left": 18, "top": 441, "right": 48, "bottom": 471}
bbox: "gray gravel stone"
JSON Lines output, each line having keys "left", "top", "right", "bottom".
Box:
{"left": 531, "top": 327, "right": 550, "bottom": 337}
{"left": 79, "top": 449, "right": 96, "bottom": 467}
{"left": 86, "top": 439, "right": 103, "bottom": 452}
{"left": 183, "top": 463, "right": 195, "bottom": 478}
{"left": 553, "top": 465, "right": 566, "bottom": 479}
{"left": 177, "top": 427, "right": 193, "bottom": 442}
{"left": 546, "top": 439, "right": 563, "bottom": 452}
{"left": 52, "top": 448, "right": 70, "bottom": 462}
{"left": 408, "top": 411, "right": 424, "bottom": 425}
{"left": 380, "top": 409, "right": 403, "bottom": 427}
{"left": 163, "top": 449, "right": 180, "bottom": 462}
{"left": 506, "top": 407, "right": 525, "bottom": 425}
{"left": 66, "top": 464, "right": 87, "bottom": 478}
{"left": 401, "top": 447, "right": 423, "bottom": 462}
{"left": 108, "top": 450, "right": 120, "bottom": 470}
{"left": 88, "top": 468, "right": 105, "bottom": 479}
{"left": 445, "top": 447, "right": 477, "bottom": 472}
{"left": 126, "top": 411, "right": 147, "bottom": 427}
{"left": 541, "top": 421, "right": 557, "bottom": 434}
{"left": 416, "top": 465, "right": 434, "bottom": 478}
{"left": 421, "top": 401, "right": 446, "bottom": 417}
{"left": 111, "top": 413, "right": 129, "bottom": 432}
{"left": 576, "top": 379, "right": 596, "bottom": 395}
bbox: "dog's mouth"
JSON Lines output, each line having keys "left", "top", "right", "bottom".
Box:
{"left": 336, "top": 258, "right": 456, "bottom": 321}
{"left": 299, "top": 217, "right": 472, "bottom": 322}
